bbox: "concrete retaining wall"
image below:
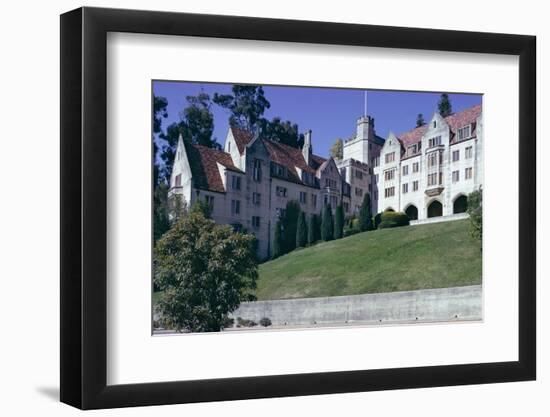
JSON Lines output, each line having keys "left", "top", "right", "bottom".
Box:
{"left": 231, "top": 285, "right": 482, "bottom": 328}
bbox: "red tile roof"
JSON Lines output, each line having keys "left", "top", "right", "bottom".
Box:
{"left": 186, "top": 143, "right": 243, "bottom": 193}
{"left": 230, "top": 127, "right": 254, "bottom": 154}
{"left": 397, "top": 104, "right": 482, "bottom": 148}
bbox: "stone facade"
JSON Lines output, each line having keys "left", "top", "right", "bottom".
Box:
{"left": 168, "top": 104, "right": 482, "bottom": 259}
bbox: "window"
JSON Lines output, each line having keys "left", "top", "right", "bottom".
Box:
{"left": 427, "top": 173, "right": 439, "bottom": 186}
{"left": 428, "top": 152, "right": 438, "bottom": 167}
{"left": 276, "top": 186, "right": 287, "bottom": 197}
{"left": 177, "top": 150, "right": 181, "bottom": 160}
{"left": 412, "top": 162, "right": 419, "bottom": 173}
{"left": 343, "top": 202, "right": 349, "bottom": 213}
{"left": 299, "top": 191, "right": 307, "bottom": 204}
{"left": 465, "top": 167, "right": 473, "bottom": 179}
{"left": 384, "top": 187, "right": 395, "bottom": 198}
{"left": 311, "top": 194, "right": 317, "bottom": 209}
{"left": 205, "top": 195, "right": 214, "bottom": 210}
{"left": 331, "top": 196, "right": 338, "bottom": 207}
{"left": 325, "top": 178, "right": 337, "bottom": 188}
{"left": 272, "top": 163, "right": 286, "bottom": 177}
{"left": 355, "top": 187, "right": 363, "bottom": 197}
{"left": 252, "top": 216, "right": 261, "bottom": 228}
{"left": 402, "top": 165, "right": 409, "bottom": 176}
{"left": 452, "top": 150, "right": 460, "bottom": 162}
{"left": 384, "top": 169, "right": 395, "bottom": 181}
{"left": 385, "top": 152, "right": 395, "bottom": 163}
{"left": 276, "top": 207, "right": 286, "bottom": 219}
{"left": 231, "top": 175, "right": 241, "bottom": 190}
{"left": 433, "top": 121, "right": 437, "bottom": 128}
{"left": 375, "top": 174, "right": 379, "bottom": 183}
{"left": 465, "top": 146, "right": 473, "bottom": 159}
{"left": 413, "top": 180, "right": 419, "bottom": 191}
{"left": 373, "top": 156, "right": 380, "bottom": 167}
{"left": 174, "top": 174, "right": 181, "bottom": 187}
{"left": 355, "top": 169, "right": 363, "bottom": 180}
{"left": 458, "top": 125, "right": 471, "bottom": 141}
{"left": 252, "top": 192, "right": 261, "bottom": 206}
{"left": 452, "top": 170, "right": 460, "bottom": 183}
{"left": 227, "top": 142, "right": 231, "bottom": 152}
{"left": 253, "top": 159, "right": 262, "bottom": 181}
{"left": 231, "top": 200, "right": 241, "bottom": 215}
{"left": 402, "top": 183, "right": 408, "bottom": 194}
{"left": 428, "top": 136, "right": 441, "bottom": 148}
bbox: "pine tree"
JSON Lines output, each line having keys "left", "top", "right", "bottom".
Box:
{"left": 321, "top": 204, "right": 334, "bottom": 241}
{"left": 438, "top": 93, "right": 453, "bottom": 117}
{"left": 416, "top": 113, "right": 425, "bottom": 127}
{"left": 282, "top": 200, "right": 301, "bottom": 254}
{"left": 296, "top": 212, "right": 308, "bottom": 248}
{"left": 272, "top": 220, "right": 282, "bottom": 259}
{"left": 307, "top": 214, "right": 316, "bottom": 245}
{"left": 359, "top": 193, "right": 374, "bottom": 232}
{"left": 334, "top": 204, "right": 344, "bottom": 239}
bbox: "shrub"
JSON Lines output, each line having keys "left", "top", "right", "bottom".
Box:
{"left": 282, "top": 200, "right": 301, "bottom": 253}
{"left": 378, "top": 211, "right": 410, "bottom": 229}
{"left": 344, "top": 228, "right": 360, "bottom": 237}
{"left": 321, "top": 204, "right": 334, "bottom": 241}
{"left": 259, "top": 317, "right": 272, "bottom": 327}
{"left": 296, "top": 211, "right": 308, "bottom": 248}
{"left": 373, "top": 212, "right": 382, "bottom": 229}
{"left": 236, "top": 317, "right": 257, "bottom": 327}
{"left": 307, "top": 214, "right": 317, "bottom": 245}
{"left": 334, "top": 204, "right": 344, "bottom": 239}
{"left": 467, "top": 188, "right": 482, "bottom": 240}
{"left": 272, "top": 220, "right": 282, "bottom": 259}
{"left": 358, "top": 193, "right": 374, "bottom": 231}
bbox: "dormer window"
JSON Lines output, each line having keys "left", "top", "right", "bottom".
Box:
{"left": 457, "top": 125, "right": 472, "bottom": 141}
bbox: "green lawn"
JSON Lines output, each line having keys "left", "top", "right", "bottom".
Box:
{"left": 256, "top": 219, "right": 481, "bottom": 301}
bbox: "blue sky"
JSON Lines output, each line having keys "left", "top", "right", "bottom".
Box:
{"left": 153, "top": 81, "right": 482, "bottom": 158}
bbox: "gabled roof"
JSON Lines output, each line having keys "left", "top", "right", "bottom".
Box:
{"left": 185, "top": 142, "right": 243, "bottom": 193}
{"left": 397, "top": 104, "right": 482, "bottom": 148}
{"left": 230, "top": 126, "right": 254, "bottom": 154}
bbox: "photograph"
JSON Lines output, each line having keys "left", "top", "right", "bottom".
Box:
{"left": 151, "top": 81, "right": 483, "bottom": 334}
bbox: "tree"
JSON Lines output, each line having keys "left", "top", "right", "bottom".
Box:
{"left": 359, "top": 193, "right": 374, "bottom": 231}
{"left": 179, "top": 92, "right": 217, "bottom": 148}
{"left": 321, "top": 204, "right": 334, "bottom": 241}
{"left": 416, "top": 113, "right": 425, "bottom": 127}
{"left": 334, "top": 204, "right": 344, "bottom": 239}
{"left": 153, "top": 96, "right": 169, "bottom": 185}
{"left": 330, "top": 138, "right": 344, "bottom": 160}
{"left": 154, "top": 211, "right": 258, "bottom": 332}
{"left": 296, "top": 212, "right": 308, "bottom": 248}
{"left": 438, "top": 93, "right": 453, "bottom": 117}
{"left": 189, "top": 199, "right": 211, "bottom": 219}
{"left": 153, "top": 182, "right": 171, "bottom": 244}
{"left": 307, "top": 214, "right": 317, "bottom": 245}
{"left": 213, "top": 85, "right": 271, "bottom": 132}
{"left": 272, "top": 220, "right": 282, "bottom": 259}
{"left": 467, "top": 188, "right": 482, "bottom": 241}
{"left": 281, "top": 200, "right": 301, "bottom": 253}
{"left": 258, "top": 117, "right": 304, "bottom": 148}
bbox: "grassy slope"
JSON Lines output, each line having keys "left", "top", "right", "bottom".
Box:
{"left": 256, "top": 219, "right": 481, "bottom": 301}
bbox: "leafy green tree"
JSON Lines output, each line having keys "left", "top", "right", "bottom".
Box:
{"left": 272, "top": 220, "right": 282, "bottom": 259}
{"left": 330, "top": 138, "right": 344, "bottom": 160}
{"left": 359, "top": 193, "right": 374, "bottom": 231}
{"left": 213, "top": 85, "right": 271, "bottom": 132}
{"left": 334, "top": 204, "right": 344, "bottom": 239}
{"left": 153, "top": 182, "right": 171, "bottom": 244}
{"left": 154, "top": 211, "right": 258, "bottom": 332}
{"left": 467, "top": 188, "right": 482, "bottom": 241}
{"left": 258, "top": 117, "right": 304, "bottom": 148}
{"left": 180, "top": 92, "right": 216, "bottom": 148}
{"left": 416, "top": 113, "right": 425, "bottom": 127}
{"left": 282, "top": 200, "right": 301, "bottom": 253}
{"left": 296, "top": 212, "right": 308, "bottom": 248}
{"left": 438, "top": 93, "right": 453, "bottom": 117}
{"left": 307, "top": 214, "right": 317, "bottom": 245}
{"left": 189, "top": 199, "right": 211, "bottom": 219}
{"left": 321, "top": 204, "right": 334, "bottom": 241}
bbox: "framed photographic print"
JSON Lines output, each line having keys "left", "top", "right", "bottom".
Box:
{"left": 60, "top": 6, "right": 536, "bottom": 410}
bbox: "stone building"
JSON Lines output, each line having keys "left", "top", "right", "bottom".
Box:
{"left": 373, "top": 104, "right": 483, "bottom": 220}
{"left": 168, "top": 103, "right": 482, "bottom": 259}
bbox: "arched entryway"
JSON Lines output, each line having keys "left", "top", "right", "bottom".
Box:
{"left": 427, "top": 200, "right": 443, "bottom": 218}
{"left": 453, "top": 195, "right": 468, "bottom": 214}
{"left": 405, "top": 205, "right": 418, "bottom": 220}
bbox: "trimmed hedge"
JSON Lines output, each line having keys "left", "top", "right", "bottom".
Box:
{"left": 378, "top": 211, "right": 410, "bottom": 229}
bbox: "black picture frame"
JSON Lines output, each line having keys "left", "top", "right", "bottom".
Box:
{"left": 60, "top": 6, "right": 536, "bottom": 410}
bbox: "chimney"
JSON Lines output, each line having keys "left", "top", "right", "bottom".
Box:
{"left": 357, "top": 115, "right": 376, "bottom": 141}
{"left": 302, "top": 129, "right": 313, "bottom": 165}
